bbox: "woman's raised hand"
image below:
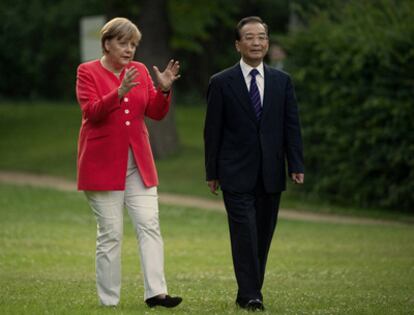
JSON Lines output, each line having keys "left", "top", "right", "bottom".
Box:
{"left": 153, "top": 59, "right": 181, "bottom": 92}
{"left": 118, "top": 67, "right": 140, "bottom": 97}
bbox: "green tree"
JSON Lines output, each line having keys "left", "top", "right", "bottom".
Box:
{"left": 0, "top": 0, "right": 104, "bottom": 100}
{"left": 284, "top": 0, "right": 414, "bottom": 211}
{"left": 0, "top": 0, "right": 294, "bottom": 159}
{"left": 169, "top": 0, "right": 291, "bottom": 99}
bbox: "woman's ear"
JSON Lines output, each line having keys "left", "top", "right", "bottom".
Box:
{"left": 104, "top": 39, "right": 110, "bottom": 53}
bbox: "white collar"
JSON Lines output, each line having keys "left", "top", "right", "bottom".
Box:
{"left": 240, "top": 59, "right": 264, "bottom": 79}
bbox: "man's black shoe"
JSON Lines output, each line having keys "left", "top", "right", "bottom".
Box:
{"left": 237, "top": 299, "right": 265, "bottom": 311}
{"left": 145, "top": 295, "right": 182, "bottom": 308}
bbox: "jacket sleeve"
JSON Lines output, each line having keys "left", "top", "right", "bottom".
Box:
{"left": 143, "top": 66, "right": 171, "bottom": 121}
{"left": 284, "top": 75, "right": 304, "bottom": 174}
{"left": 76, "top": 64, "right": 120, "bottom": 122}
{"left": 204, "top": 76, "right": 224, "bottom": 181}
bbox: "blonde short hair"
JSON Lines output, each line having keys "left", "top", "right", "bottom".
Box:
{"left": 100, "top": 17, "right": 142, "bottom": 53}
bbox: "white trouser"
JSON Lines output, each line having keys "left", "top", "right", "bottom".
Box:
{"left": 85, "top": 148, "right": 167, "bottom": 305}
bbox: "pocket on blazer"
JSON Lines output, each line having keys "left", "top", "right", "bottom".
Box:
{"left": 219, "top": 149, "right": 243, "bottom": 161}
{"left": 87, "top": 130, "right": 110, "bottom": 141}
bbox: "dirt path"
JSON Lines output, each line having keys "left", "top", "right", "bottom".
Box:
{"left": 0, "top": 171, "right": 408, "bottom": 227}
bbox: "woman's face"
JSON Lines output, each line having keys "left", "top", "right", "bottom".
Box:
{"left": 104, "top": 37, "right": 138, "bottom": 69}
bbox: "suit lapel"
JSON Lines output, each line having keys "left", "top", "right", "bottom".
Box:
{"left": 227, "top": 64, "right": 258, "bottom": 125}
{"left": 261, "top": 64, "right": 281, "bottom": 124}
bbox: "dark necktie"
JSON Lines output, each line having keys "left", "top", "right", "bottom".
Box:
{"left": 249, "top": 69, "right": 262, "bottom": 120}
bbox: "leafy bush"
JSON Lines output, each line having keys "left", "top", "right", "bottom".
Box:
{"left": 284, "top": 0, "right": 414, "bottom": 211}
{"left": 0, "top": 0, "right": 103, "bottom": 100}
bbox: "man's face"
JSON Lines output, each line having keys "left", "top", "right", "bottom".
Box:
{"left": 235, "top": 22, "right": 269, "bottom": 66}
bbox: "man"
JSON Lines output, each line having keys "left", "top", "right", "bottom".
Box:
{"left": 204, "top": 16, "right": 304, "bottom": 311}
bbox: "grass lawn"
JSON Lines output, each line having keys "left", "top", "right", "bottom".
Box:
{"left": 0, "top": 102, "right": 79, "bottom": 179}
{"left": 0, "top": 102, "right": 413, "bottom": 221}
{"left": 0, "top": 183, "right": 413, "bottom": 315}
{"left": 0, "top": 102, "right": 207, "bottom": 196}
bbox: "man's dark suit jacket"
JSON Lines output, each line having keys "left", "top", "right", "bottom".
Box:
{"left": 204, "top": 63, "right": 304, "bottom": 193}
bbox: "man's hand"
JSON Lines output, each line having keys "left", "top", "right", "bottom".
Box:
{"left": 207, "top": 180, "right": 220, "bottom": 195}
{"left": 291, "top": 173, "right": 304, "bottom": 184}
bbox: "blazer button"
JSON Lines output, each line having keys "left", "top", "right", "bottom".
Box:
{"left": 124, "top": 97, "right": 129, "bottom": 102}
{"left": 125, "top": 109, "right": 130, "bottom": 114}
{"left": 125, "top": 121, "right": 131, "bottom": 126}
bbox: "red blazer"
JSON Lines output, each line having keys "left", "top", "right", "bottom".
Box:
{"left": 76, "top": 60, "right": 171, "bottom": 190}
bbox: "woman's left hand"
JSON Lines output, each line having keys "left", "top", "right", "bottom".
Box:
{"left": 153, "top": 59, "right": 181, "bottom": 92}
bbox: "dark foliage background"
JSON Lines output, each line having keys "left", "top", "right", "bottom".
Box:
{"left": 284, "top": 0, "right": 414, "bottom": 211}
{"left": 1, "top": 0, "right": 413, "bottom": 212}
{"left": 0, "top": 0, "right": 289, "bottom": 101}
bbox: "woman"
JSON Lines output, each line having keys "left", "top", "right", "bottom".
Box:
{"left": 76, "top": 17, "right": 182, "bottom": 308}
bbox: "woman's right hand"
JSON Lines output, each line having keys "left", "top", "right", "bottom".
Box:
{"left": 118, "top": 67, "right": 140, "bottom": 97}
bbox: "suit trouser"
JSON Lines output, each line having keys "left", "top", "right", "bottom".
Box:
{"left": 85, "top": 148, "right": 167, "bottom": 305}
{"left": 223, "top": 178, "right": 280, "bottom": 303}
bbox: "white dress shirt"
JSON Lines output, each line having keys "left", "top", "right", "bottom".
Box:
{"left": 240, "top": 59, "right": 265, "bottom": 106}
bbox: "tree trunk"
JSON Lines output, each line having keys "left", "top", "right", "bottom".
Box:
{"left": 106, "top": 0, "right": 180, "bottom": 159}
{"left": 134, "top": 0, "right": 180, "bottom": 159}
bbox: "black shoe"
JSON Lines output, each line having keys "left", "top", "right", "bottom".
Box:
{"left": 236, "top": 299, "right": 265, "bottom": 311}
{"left": 145, "top": 295, "right": 182, "bottom": 308}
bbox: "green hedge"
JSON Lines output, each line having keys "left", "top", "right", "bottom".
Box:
{"left": 0, "top": 0, "right": 104, "bottom": 100}
{"left": 284, "top": 0, "right": 414, "bottom": 212}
